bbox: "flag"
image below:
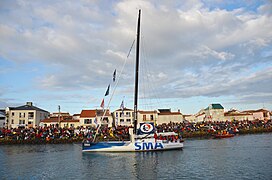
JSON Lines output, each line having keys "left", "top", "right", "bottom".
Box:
{"left": 113, "top": 69, "right": 116, "bottom": 82}
{"left": 138, "top": 123, "right": 155, "bottom": 135}
{"left": 120, "top": 100, "right": 124, "bottom": 116}
{"left": 104, "top": 84, "right": 110, "bottom": 96}
{"left": 94, "top": 117, "right": 97, "bottom": 125}
{"left": 100, "top": 98, "right": 104, "bottom": 109}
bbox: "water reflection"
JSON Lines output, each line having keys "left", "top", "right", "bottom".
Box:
{"left": 0, "top": 134, "right": 271, "bottom": 180}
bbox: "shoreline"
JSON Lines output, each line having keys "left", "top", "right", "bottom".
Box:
{"left": 1, "top": 127, "right": 271, "bottom": 145}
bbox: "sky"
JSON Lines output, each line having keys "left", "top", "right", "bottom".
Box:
{"left": 0, "top": 0, "right": 272, "bottom": 115}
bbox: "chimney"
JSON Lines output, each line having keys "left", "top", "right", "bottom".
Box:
{"left": 26, "top": 102, "right": 33, "bottom": 106}
{"left": 178, "top": 109, "right": 180, "bottom": 113}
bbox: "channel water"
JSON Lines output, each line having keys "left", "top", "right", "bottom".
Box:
{"left": 0, "top": 133, "right": 271, "bottom": 179}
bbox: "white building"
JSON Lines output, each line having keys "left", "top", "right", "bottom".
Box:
{"left": 5, "top": 102, "right": 49, "bottom": 128}
{"left": 204, "top": 104, "right": 225, "bottom": 122}
{"left": 113, "top": 108, "right": 134, "bottom": 127}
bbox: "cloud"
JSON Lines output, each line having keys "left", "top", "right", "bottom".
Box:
{"left": 0, "top": 0, "right": 271, "bottom": 112}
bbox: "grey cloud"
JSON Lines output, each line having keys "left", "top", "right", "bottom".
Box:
{"left": 0, "top": 0, "right": 272, "bottom": 108}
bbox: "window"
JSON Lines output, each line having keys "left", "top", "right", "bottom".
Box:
{"left": 120, "top": 119, "right": 124, "bottom": 123}
{"left": 12, "top": 112, "right": 15, "bottom": 116}
{"left": 126, "top": 119, "right": 131, "bottom": 123}
{"left": 28, "top": 121, "right": 33, "bottom": 125}
{"left": 11, "top": 119, "right": 14, "bottom": 124}
{"left": 150, "top": 115, "right": 154, "bottom": 120}
{"left": 28, "top": 112, "right": 34, "bottom": 119}
{"left": 143, "top": 115, "right": 146, "bottom": 121}
{"left": 116, "top": 112, "right": 118, "bottom": 117}
{"left": 126, "top": 112, "right": 131, "bottom": 117}
{"left": 119, "top": 112, "right": 123, "bottom": 117}
{"left": 19, "top": 120, "right": 25, "bottom": 124}
{"left": 19, "top": 113, "right": 25, "bottom": 118}
{"left": 70, "top": 124, "right": 74, "bottom": 127}
{"left": 84, "top": 119, "right": 92, "bottom": 124}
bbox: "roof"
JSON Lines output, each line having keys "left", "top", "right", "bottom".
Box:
{"left": 41, "top": 116, "right": 79, "bottom": 123}
{"left": 80, "top": 109, "right": 111, "bottom": 118}
{"left": 195, "top": 112, "right": 205, "bottom": 117}
{"left": 138, "top": 110, "right": 157, "bottom": 114}
{"left": 115, "top": 108, "right": 133, "bottom": 111}
{"left": 80, "top": 110, "right": 96, "bottom": 118}
{"left": 242, "top": 109, "right": 270, "bottom": 113}
{"left": 158, "top": 112, "right": 182, "bottom": 115}
{"left": 51, "top": 112, "right": 70, "bottom": 117}
{"left": 206, "top": 104, "right": 224, "bottom": 110}
{"left": 158, "top": 109, "right": 171, "bottom": 113}
{"left": 9, "top": 104, "right": 49, "bottom": 113}
{"left": 224, "top": 112, "right": 252, "bottom": 116}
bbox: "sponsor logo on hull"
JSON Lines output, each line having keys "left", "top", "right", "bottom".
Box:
{"left": 134, "top": 142, "right": 164, "bottom": 151}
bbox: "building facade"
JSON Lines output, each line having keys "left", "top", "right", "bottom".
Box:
{"left": 224, "top": 109, "right": 254, "bottom": 121}
{"left": 41, "top": 116, "right": 80, "bottom": 128}
{"left": 79, "top": 109, "right": 113, "bottom": 127}
{"left": 242, "top": 109, "right": 271, "bottom": 120}
{"left": 138, "top": 110, "right": 158, "bottom": 124}
{"left": 157, "top": 109, "right": 183, "bottom": 125}
{"left": 5, "top": 102, "right": 49, "bottom": 128}
{"left": 0, "top": 110, "right": 5, "bottom": 128}
{"left": 113, "top": 108, "right": 134, "bottom": 127}
{"left": 204, "top": 104, "right": 225, "bottom": 122}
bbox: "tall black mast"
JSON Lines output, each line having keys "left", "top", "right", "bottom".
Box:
{"left": 134, "top": 9, "right": 141, "bottom": 134}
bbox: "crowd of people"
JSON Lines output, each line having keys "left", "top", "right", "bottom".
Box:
{"left": 157, "top": 119, "right": 272, "bottom": 133}
{"left": 0, "top": 125, "right": 130, "bottom": 143}
{"left": 0, "top": 119, "right": 271, "bottom": 144}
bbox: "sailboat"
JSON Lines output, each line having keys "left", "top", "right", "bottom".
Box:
{"left": 82, "top": 9, "right": 183, "bottom": 152}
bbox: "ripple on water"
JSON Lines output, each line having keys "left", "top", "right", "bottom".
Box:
{"left": 0, "top": 134, "right": 271, "bottom": 179}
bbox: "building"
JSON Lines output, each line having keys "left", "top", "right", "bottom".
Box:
{"left": 157, "top": 109, "right": 183, "bottom": 125}
{"left": 204, "top": 104, "right": 225, "bottom": 122}
{"left": 5, "top": 102, "right": 49, "bottom": 128}
{"left": 79, "top": 109, "right": 113, "bottom": 127}
{"left": 224, "top": 109, "right": 254, "bottom": 121}
{"left": 50, "top": 112, "right": 70, "bottom": 117}
{"left": 0, "top": 110, "right": 5, "bottom": 128}
{"left": 183, "top": 114, "right": 196, "bottom": 123}
{"left": 113, "top": 108, "right": 134, "bottom": 127}
{"left": 72, "top": 114, "right": 81, "bottom": 120}
{"left": 138, "top": 110, "right": 158, "bottom": 124}
{"left": 195, "top": 112, "right": 205, "bottom": 122}
{"left": 242, "top": 109, "right": 271, "bottom": 120}
{"left": 41, "top": 116, "right": 80, "bottom": 128}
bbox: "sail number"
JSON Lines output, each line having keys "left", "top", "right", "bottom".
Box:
{"left": 134, "top": 142, "right": 164, "bottom": 150}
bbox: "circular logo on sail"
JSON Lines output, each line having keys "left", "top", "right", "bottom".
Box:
{"left": 140, "top": 123, "right": 154, "bottom": 133}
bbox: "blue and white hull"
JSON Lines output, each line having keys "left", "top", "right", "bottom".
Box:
{"left": 82, "top": 138, "right": 183, "bottom": 152}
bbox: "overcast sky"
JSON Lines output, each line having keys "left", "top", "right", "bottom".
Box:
{"left": 0, "top": 0, "right": 271, "bottom": 114}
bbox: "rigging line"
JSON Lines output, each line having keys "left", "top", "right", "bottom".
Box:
{"left": 141, "top": 35, "right": 151, "bottom": 110}
{"left": 127, "top": 39, "right": 135, "bottom": 58}
{"left": 142, "top": 34, "right": 162, "bottom": 109}
{"left": 93, "top": 39, "right": 135, "bottom": 142}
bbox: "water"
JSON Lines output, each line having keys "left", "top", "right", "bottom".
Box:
{"left": 1, "top": 133, "right": 271, "bottom": 180}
